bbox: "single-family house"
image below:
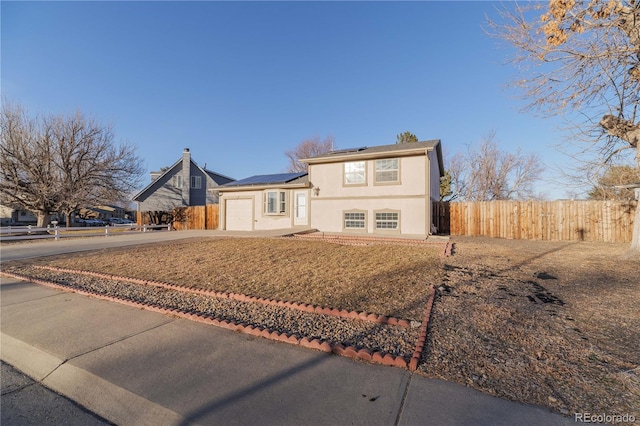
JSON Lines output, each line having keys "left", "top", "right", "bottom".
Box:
{"left": 0, "top": 205, "right": 38, "bottom": 226}
{"left": 133, "top": 148, "right": 234, "bottom": 214}
{"left": 79, "top": 205, "right": 130, "bottom": 221}
{"left": 218, "top": 140, "right": 444, "bottom": 238}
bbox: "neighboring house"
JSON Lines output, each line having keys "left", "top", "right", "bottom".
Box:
{"left": 218, "top": 172, "right": 311, "bottom": 231}
{"left": 218, "top": 140, "right": 444, "bottom": 237}
{"left": 80, "top": 205, "right": 128, "bottom": 221}
{"left": 133, "top": 148, "right": 235, "bottom": 213}
{"left": 0, "top": 205, "right": 37, "bottom": 226}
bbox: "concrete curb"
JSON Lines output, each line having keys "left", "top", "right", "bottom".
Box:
{"left": 1, "top": 333, "right": 185, "bottom": 426}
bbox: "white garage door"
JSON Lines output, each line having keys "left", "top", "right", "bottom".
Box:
{"left": 226, "top": 199, "right": 253, "bottom": 231}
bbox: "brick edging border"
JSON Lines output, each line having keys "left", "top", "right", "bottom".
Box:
{"left": 1, "top": 270, "right": 422, "bottom": 370}
{"left": 33, "top": 266, "right": 413, "bottom": 328}
{"left": 442, "top": 241, "right": 453, "bottom": 257}
{"left": 409, "top": 285, "right": 436, "bottom": 371}
{"left": 289, "top": 233, "right": 453, "bottom": 258}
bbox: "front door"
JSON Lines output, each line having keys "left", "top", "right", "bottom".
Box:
{"left": 294, "top": 192, "right": 307, "bottom": 226}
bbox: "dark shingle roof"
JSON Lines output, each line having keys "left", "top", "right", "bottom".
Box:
{"left": 222, "top": 172, "right": 308, "bottom": 188}
{"left": 304, "top": 140, "right": 440, "bottom": 161}
{"left": 300, "top": 139, "right": 444, "bottom": 177}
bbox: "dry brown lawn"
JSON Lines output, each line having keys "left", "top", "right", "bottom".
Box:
{"left": 5, "top": 235, "right": 639, "bottom": 417}
{"left": 20, "top": 237, "right": 443, "bottom": 321}
{"left": 423, "top": 237, "right": 639, "bottom": 418}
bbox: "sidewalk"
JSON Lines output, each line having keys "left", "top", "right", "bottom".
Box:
{"left": 1, "top": 232, "right": 572, "bottom": 425}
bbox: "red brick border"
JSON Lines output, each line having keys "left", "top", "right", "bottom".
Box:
{"left": 1, "top": 270, "right": 412, "bottom": 369}
{"left": 33, "top": 266, "right": 413, "bottom": 328}
{"left": 409, "top": 285, "right": 436, "bottom": 371}
{"left": 289, "top": 232, "right": 453, "bottom": 258}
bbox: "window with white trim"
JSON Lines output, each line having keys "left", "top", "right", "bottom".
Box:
{"left": 344, "top": 161, "right": 366, "bottom": 185}
{"left": 174, "top": 175, "right": 183, "bottom": 189}
{"left": 191, "top": 176, "right": 202, "bottom": 189}
{"left": 264, "top": 190, "right": 287, "bottom": 215}
{"left": 375, "top": 211, "right": 399, "bottom": 230}
{"left": 375, "top": 158, "right": 399, "bottom": 183}
{"left": 344, "top": 211, "right": 366, "bottom": 229}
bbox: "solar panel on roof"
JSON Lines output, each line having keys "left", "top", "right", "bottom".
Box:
{"left": 328, "top": 146, "right": 367, "bottom": 155}
{"left": 224, "top": 172, "right": 307, "bottom": 187}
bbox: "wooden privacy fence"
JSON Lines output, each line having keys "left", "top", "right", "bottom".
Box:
{"left": 139, "top": 205, "right": 219, "bottom": 231}
{"left": 433, "top": 200, "right": 637, "bottom": 243}
{"left": 173, "top": 205, "right": 219, "bottom": 231}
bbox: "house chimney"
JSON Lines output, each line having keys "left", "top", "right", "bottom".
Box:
{"left": 182, "top": 148, "right": 191, "bottom": 205}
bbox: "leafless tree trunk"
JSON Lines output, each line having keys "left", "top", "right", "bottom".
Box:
{"left": 0, "top": 103, "right": 144, "bottom": 227}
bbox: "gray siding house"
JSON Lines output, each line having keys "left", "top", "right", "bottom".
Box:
{"left": 133, "top": 148, "right": 234, "bottom": 213}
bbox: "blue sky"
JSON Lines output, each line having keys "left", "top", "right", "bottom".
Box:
{"left": 2, "top": 1, "right": 572, "bottom": 198}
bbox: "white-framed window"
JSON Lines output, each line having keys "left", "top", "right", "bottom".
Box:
{"left": 264, "top": 190, "right": 287, "bottom": 215}
{"left": 344, "top": 211, "right": 366, "bottom": 230}
{"left": 375, "top": 211, "right": 399, "bottom": 230}
{"left": 174, "top": 175, "right": 183, "bottom": 189}
{"left": 344, "top": 161, "right": 366, "bottom": 185}
{"left": 191, "top": 176, "right": 202, "bottom": 189}
{"left": 375, "top": 158, "right": 399, "bottom": 183}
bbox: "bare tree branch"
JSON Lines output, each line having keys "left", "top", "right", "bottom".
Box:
{"left": 449, "top": 131, "right": 545, "bottom": 201}
{"left": 487, "top": 0, "right": 640, "bottom": 251}
{"left": 0, "top": 103, "right": 144, "bottom": 227}
{"left": 285, "top": 135, "right": 334, "bottom": 172}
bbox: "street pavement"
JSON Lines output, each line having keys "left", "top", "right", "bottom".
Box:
{"left": 0, "top": 231, "right": 574, "bottom": 425}
{"left": 1, "top": 361, "right": 111, "bottom": 425}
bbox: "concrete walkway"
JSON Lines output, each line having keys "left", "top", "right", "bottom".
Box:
{"left": 0, "top": 231, "right": 573, "bottom": 425}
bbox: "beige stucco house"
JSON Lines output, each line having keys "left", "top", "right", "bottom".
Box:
{"left": 301, "top": 140, "right": 444, "bottom": 237}
{"left": 218, "top": 140, "right": 444, "bottom": 238}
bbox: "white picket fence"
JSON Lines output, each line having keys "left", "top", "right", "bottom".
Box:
{"left": 0, "top": 224, "right": 171, "bottom": 242}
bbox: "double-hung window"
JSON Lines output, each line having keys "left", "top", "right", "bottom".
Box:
{"left": 191, "top": 176, "right": 202, "bottom": 189}
{"left": 375, "top": 211, "right": 399, "bottom": 230}
{"left": 265, "top": 190, "right": 286, "bottom": 215}
{"left": 344, "top": 161, "right": 366, "bottom": 185}
{"left": 344, "top": 211, "right": 366, "bottom": 230}
{"left": 174, "top": 175, "right": 183, "bottom": 189}
{"left": 375, "top": 159, "right": 399, "bottom": 183}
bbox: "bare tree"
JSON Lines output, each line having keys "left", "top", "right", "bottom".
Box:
{"left": 488, "top": 0, "right": 640, "bottom": 251}
{"left": 588, "top": 164, "right": 640, "bottom": 199}
{"left": 0, "top": 103, "right": 144, "bottom": 227}
{"left": 285, "top": 135, "right": 334, "bottom": 172}
{"left": 449, "top": 132, "right": 544, "bottom": 201}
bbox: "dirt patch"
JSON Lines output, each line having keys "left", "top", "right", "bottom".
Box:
{"left": 421, "top": 237, "right": 639, "bottom": 418}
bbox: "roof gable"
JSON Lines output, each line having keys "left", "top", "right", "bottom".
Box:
{"left": 133, "top": 156, "right": 235, "bottom": 201}
{"left": 132, "top": 159, "right": 182, "bottom": 201}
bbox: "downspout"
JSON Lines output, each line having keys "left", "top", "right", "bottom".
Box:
{"left": 182, "top": 148, "right": 191, "bottom": 206}
{"left": 425, "top": 150, "right": 431, "bottom": 237}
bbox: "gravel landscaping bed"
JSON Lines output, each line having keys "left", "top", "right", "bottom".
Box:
{"left": 3, "top": 265, "right": 421, "bottom": 359}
